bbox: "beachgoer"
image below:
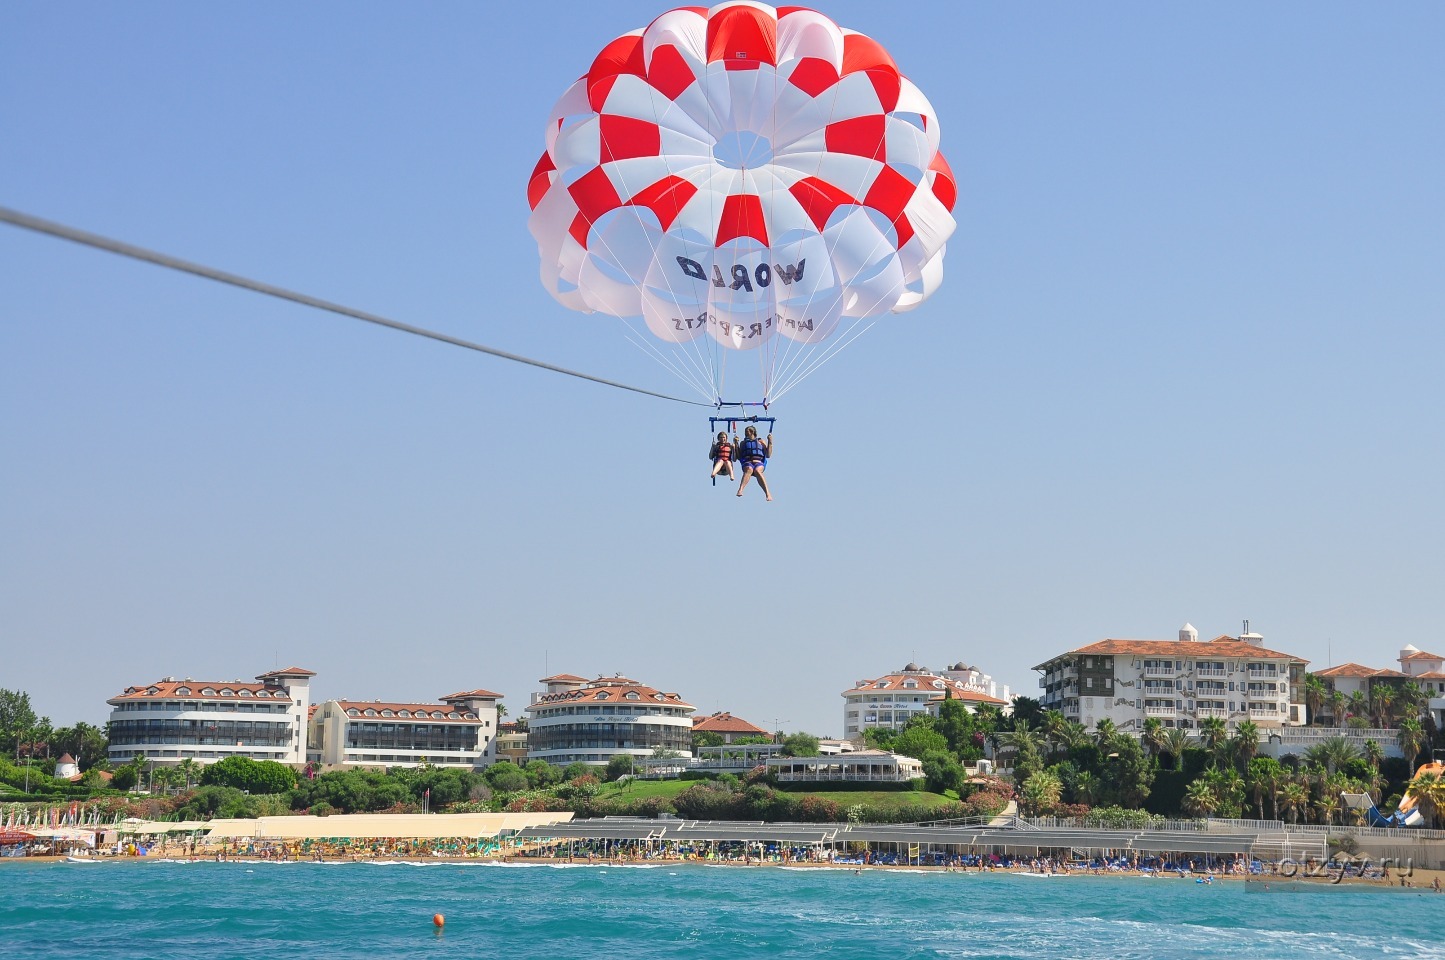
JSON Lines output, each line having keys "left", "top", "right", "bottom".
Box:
{"left": 734, "top": 426, "right": 773, "bottom": 500}
{"left": 709, "top": 432, "right": 736, "bottom": 481}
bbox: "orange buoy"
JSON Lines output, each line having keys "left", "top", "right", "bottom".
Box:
{"left": 432, "top": 914, "right": 445, "bottom": 928}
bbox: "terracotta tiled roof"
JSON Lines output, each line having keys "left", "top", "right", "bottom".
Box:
{"left": 1402, "top": 650, "right": 1445, "bottom": 661}
{"left": 108, "top": 680, "right": 292, "bottom": 704}
{"left": 529, "top": 677, "right": 694, "bottom": 711}
{"left": 692, "top": 711, "right": 770, "bottom": 735}
{"left": 1035, "top": 637, "right": 1307, "bottom": 668}
{"left": 1315, "top": 663, "right": 1383, "bottom": 679}
{"left": 844, "top": 673, "right": 1008, "bottom": 705}
{"left": 333, "top": 700, "right": 480, "bottom": 723}
{"left": 539, "top": 674, "right": 588, "bottom": 683}
{"left": 256, "top": 667, "right": 316, "bottom": 678}
{"left": 1412, "top": 671, "right": 1445, "bottom": 681}
{"left": 440, "top": 689, "right": 505, "bottom": 701}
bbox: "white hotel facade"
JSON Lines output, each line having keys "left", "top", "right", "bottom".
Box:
{"left": 107, "top": 667, "right": 315, "bottom": 766}
{"left": 1034, "top": 625, "right": 1308, "bottom": 734}
{"left": 526, "top": 673, "right": 694, "bottom": 766}
{"left": 843, "top": 662, "right": 1011, "bottom": 741}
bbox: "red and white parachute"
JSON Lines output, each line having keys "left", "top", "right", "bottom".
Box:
{"left": 527, "top": 2, "right": 957, "bottom": 403}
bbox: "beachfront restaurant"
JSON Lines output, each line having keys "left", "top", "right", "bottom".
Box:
{"left": 766, "top": 750, "right": 922, "bottom": 783}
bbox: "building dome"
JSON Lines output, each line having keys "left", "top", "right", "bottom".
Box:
{"left": 1179, "top": 623, "right": 1199, "bottom": 642}
{"left": 903, "top": 662, "right": 921, "bottom": 673}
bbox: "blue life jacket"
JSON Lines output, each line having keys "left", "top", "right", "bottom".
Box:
{"left": 739, "top": 437, "right": 767, "bottom": 462}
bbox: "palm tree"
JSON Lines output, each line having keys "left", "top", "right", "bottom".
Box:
{"left": 1347, "top": 690, "right": 1369, "bottom": 726}
{"left": 1328, "top": 690, "right": 1348, "bottom": 729}
{"left": 1199, "top": 716, "right": 1229, "bottom": 759}
{"left": 1370, "top": 684, "right": 1397, "bottom": 728}
{"left": 1232, "top": 721, "right": 1260, "bottom": 770}
{"left": 1000, "top": 720, "right": 1044, "bottom": 756}
{"left": 1363, "top": 738, "right": 1384, "bottom": 771}
{"left": 1314, "top": 792, "right": 1341, "bottom": 827}
{"left": 1073, "top": 770, "right": 1099, "bottom": 806}
{"left": 1304, "top": 736, "right": 1361, "bottom": 776}
{"left": 1141, "top": 718, "right": 1166, "bottom": 759}
{"left": 1397, "top": 718, "right": 1427, "bottom": 773}
{"left": 1041, "top": 710, "right": 1069, "bottom": 756}
{"left": 1058, "top": 721, "right": 1091, "bottom": 751}
{"left": 1407, "top": 770, "right": 1445, "bottom": 829}
{"left": 1398, "top": 681, "right": 1426, "bottom": 724}
{"left": 1160, "top": 728, "right": 1191, "bottom": 771}
{"left": 1093, "top": 718, "right": 1119, "bottom": 752}
{"left": 177, "top": 758, "right": 200, "bottom": 790}
{"left": 1304, "top": 674, "right": 1327, "bottom": 726}
{"left": 1183, "top": 779, "right": 1219, "bottom": 818}
{"left": 1277, "top": 780, "right": 1309, "bottom": 824}
{"left": 1019, "top": 770, "right": 1063, "bottom": 817}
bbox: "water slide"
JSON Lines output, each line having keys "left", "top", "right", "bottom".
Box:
{"left": 1340, "top": 761, "right": 1443, "bottom": 828}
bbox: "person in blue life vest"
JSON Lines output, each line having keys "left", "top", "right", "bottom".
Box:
{"left": 708, "top": 431, "right": 736, "bottom": 482}
{"left": 734, "top": 425, "right": 774, "bottom": 501}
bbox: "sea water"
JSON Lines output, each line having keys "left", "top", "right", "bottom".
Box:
{"left": 1, "top": 861, "right": 1440, "bottom": 960}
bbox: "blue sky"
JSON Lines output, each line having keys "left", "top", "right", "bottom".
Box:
{"left": 3, "top": 3, "right": 1442, "bottom": 738}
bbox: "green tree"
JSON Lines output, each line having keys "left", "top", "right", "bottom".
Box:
{"left": 1008, "top": 696, "right": 1044, "bottom": 729}
{"left": 1099, "top": 736, "right": 1153, "bottom": 808}
{"left": 603, "top": 754, "right": 635, "bottom": 782}
{"left": 921, "top": 749, "right": 964, "bottom": 795}
{"left": 0, "top": 689, "right": 38, "bottom": 755}
{"left": 199, "top": 756, "right": 298, "bottom": 794}
{"left": 110, "top": 764, "right": 138, "bottom": 791}
{"left": 780, "top": 733, "right": 821, "bottom": 758}
{"left": 693, "top": 730, "right": 725, "bottom": 750}
{"left": 892, "top": 725, "right": 949, "bottom": 761}
{"left": 485, "top": 761, "right": 530, "bottom": 792}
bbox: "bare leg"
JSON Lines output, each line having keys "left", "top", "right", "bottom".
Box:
{"left": 737, "top": 466, "right": 753, "bottom": 496}
{"left": 726, "top": 463, "right": 736, "bottom": 480}
{"left": 754, "top": 468, "right": 772, "bottom": 501}
{"left": 710, "top": 460, "right": 723, "bottom": 478}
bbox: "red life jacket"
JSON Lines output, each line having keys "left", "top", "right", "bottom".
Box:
{"left": 714, "top": 441, "right": 732, "bottom": 462}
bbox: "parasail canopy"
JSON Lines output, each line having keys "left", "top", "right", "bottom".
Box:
{"left": 528, "top": 2, "right": 957, "bottom": 404}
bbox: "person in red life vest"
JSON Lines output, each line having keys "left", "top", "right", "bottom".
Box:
{"left": 734, "top": 425, "right": 774, "bottom": 501}
{"left": 708, "top": 431, "right": 736, "bottom": 482}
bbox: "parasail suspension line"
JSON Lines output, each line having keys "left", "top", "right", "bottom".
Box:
{"left": 0, "top": 205, "right": 709, "bottom": 407}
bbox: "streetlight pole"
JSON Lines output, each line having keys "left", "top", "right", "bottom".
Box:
{"left": 774, "top": 719, "right": 789, "bottom": 745}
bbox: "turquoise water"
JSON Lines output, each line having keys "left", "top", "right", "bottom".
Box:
{"left": 2, "top": 861, "right": 1441, "bottom": 959}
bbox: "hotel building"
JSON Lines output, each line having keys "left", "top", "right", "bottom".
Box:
{"left": 106, "top": 667, "right": 314, "bottom": 766}
{"left": 526, "top": 673, "right": 694, "bottom": 766}
{"left": 307, "top": 689, "right": 502, "bottom": 770}
{"left": 1034, "top": 624, "right": 1308, "bottom": 733}
{"left": 1314, "top": 644, "right": 1445, "bottom": 729}
{"left": 843, "top": 662, "right": 1011, "bottom": 741}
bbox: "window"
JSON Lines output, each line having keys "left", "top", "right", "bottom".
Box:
{"left": 176, "top": 687, "right": 191, "bottom": 696}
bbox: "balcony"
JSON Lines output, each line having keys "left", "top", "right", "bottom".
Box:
{"left": 1145, "top": 704, "right": 1177, "bottom": 717}
{"left": 1248, "top": 668, "right": 1279, "bottom": 680}
{"left": 1039, "top": 677, "right": 1047, "bottom": 688}
{"left": 1196, "top": 708, "right": 1227, "bottom": 718}
{"left": 1143, "top": 666, "right": 1176, "bottom": 678}
{"left": 1195, "top": 667, "right": 1226, "bottom": 678}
